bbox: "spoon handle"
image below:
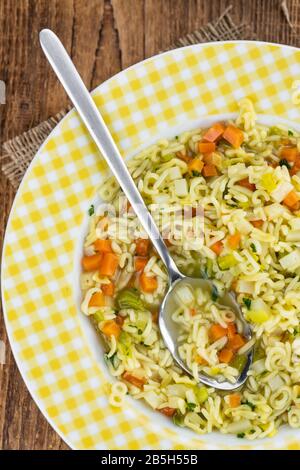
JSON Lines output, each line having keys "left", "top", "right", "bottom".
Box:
{"left": 39, "top": 29, "right": 181, "bottom": 282}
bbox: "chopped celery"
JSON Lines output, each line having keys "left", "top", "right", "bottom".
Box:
{"left": 253, "top": 344, "right": 265, "bottom": 362}
{"left": 116, "top": 288, "right": 144, "bottom": 310}
{"left": 247, "top": 309, "right": 270, "bottom": 324}
{"left": 195, "top": 386, "right": 209, "bottom": 404}
{"left": 230, "top": 354, "right": 247, "bottom": 372}
{"left": 136, "top": 311, "right": 149, "bottom": 333}
{"left": 206, "top": 258, "right": 213, "bottom": 278}
{"left": 261, "top": 173, "right": 277, "bottom": 192}
{"left": 93, "top": 310, "right": 104, "bottom": 323}
{"left": 246, "top": 299, "right": 270, "bottom": 324}
{"left": 172, "top": 411, "right": 185, "bottom": 426}
{"left": 104, "top": 352, "right": 120, "bottom": 369}
{"left": 218, "top": 254, "right": 238, "bottom": 270}
{"left": 211, "top": 284, "right": 219, "bottom": 301}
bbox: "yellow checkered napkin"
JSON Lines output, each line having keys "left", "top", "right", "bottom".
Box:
{"left": 2, "top": 42, "right": 300, "bottom": 449}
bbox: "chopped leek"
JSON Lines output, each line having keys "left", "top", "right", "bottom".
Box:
{"left": 218, "top": 254, "right": 238, "bottom": 270}
{"left": 230, "top": 354, "right": 247, "bottom": 372}
{"left": 116, "top": 288, "right": 144, "bottom": 310}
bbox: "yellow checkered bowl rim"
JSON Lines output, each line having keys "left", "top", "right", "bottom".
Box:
{"left": 2, "top": 41, "right": 300, "bottom": 449}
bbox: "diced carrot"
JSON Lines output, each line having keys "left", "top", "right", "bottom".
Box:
{"left": 122, "top": 371, "right": 146, "bottom": 389}
{"left": 290, "top": 164, "right": 300, "bottom": 176}
{"left": 140, "top": 272, "right": 158, "bottom": 293}
{"left": 231, "top": 279, "right": 238, "bottom": 291}
{"left": 102, "top": 282, "right": 115, "bottom": 296}
{"left": 229, "top": 393, "right": 241, "bottom": 408}
{"left": 227, "top": 334, "right": 246, "bottom": 351}
{"left": 211, "top": 240, "right": 224, "bottom": 255}
{"left": 250, "top": 219, "right": 263, "bottom": 228}
{"left": 159, "top": 407, "right": 176, "bottom": 417}
{"left": 115, "top": 315, "right": 125, "bottom": 326}
{"left": 135, "top": 238, "right": 150, "bottom": 256}
{"left": 134, "top": 256, "right": 149, "bottom": 272}
{"left": 195, "top": 354, "right": 208, "bottom": 365}
{"left": 223, "top": 125, "right": 244, "bottom": 148}
{"left": 176, "top": 151, "right": 192, "bottom": 163}
{"left": 209, "top": 324, "right": 228, "bottom": 342}
{"left": 88, "top": 291, "right": 105, "bottom": 307}
{"left": 227, "top": 232, "right": 241, "bottom": 249}
{"left": 198, "top": 142, "right": 216, "bottom": 154}
{"left": 101, "top": 320, "right": 121, "bottom": 338}
{"left": 99, "top": 252, "right": 119, "bottom": 277}
{"left": 82, "top": 253, "right": 102, "bottom": 272}
{"left": 152, "top": 310, "right": 159, "bottom": 323}
{"left": 283, "top": 190, "right": 300, "bottom": 209}
{"left": 227, "top": 323, "right": 237, "bottom": 340}
{"left": 188, "top": 158, "right": 204, "bottom": 174}
{"left": 94, "top": 239, "right": 112, "bottom": 253}
{"left": 237, "top": 178, "right": 256, "bottom": 191}
{"left": 218, "top": 348, "right": 234, "bottom": 363}
{"left": 203, "top": 153, "right": 222, "bottom": 166}
{"left": 190, "top": 308, "right": 197, "bottom": 316}
{"left": 202, "top": 163, "right": 218, "bottom": 177}
{"left": 280, "top": 147, "right": 298, "bottom": 162}
{"left": 203, "top": 123, "right": 225, "bottom": 142}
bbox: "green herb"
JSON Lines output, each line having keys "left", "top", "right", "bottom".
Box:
{"left": 175, "top": 135, "right": 179, "bottom": 140}
{"left": 279, "top": 159, "right": 291, "bottom": 169}
{"left": 243, "top": 298, "right": 252, "bottom": 310}
{"left": 116, "top": 288, "right": 145, "bottom": 310}
{"left": 250, "top": 429, "right": 255, "bottom": 434}
{"left": 242, "top": 400, "right": 255, "bottom": 411}
{"left": 138, "top": 329, "right": 143, "bottom": 335}
{"left": 288, "top": 130, "right": 294, "bottom": 136}
{"left": 192, "top": 170, "right": 201, "bottom": 177}
{"left": 237, "top": 433, "right": 245, "bottom": 439}
{"left": 250, "top": 243, "right": 257, "bottom": 253}
{"left": 293, "top": 326, "right": 300, "bottom": 336}
{"left": 161, "top": 153, "right": 173, "bottom": 162}
{"left": 172, "top": 411, "right": 185, "bottom": 427}
{"left": 223, "top": 181, "right": 229, "bottom": 198}
{"left": 186, "top": 402, "right": 196, "bottom": 411}
{"left": 211, "top": 284, "right": 219, "bottom": 301}
{"left": 88, "top": 204, "right": 95, "bottom": 216}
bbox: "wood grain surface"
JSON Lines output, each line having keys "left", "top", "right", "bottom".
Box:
{"left": 1, "top": 0, "right": 300, "bottom": 450}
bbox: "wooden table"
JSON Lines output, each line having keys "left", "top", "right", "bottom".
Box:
{"left": 1, "top": 0, "right": 300, "bottom": 450}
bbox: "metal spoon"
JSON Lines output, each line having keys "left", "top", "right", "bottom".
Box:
{"left": 40, "top": 29, "right": 253, "bottom": 390}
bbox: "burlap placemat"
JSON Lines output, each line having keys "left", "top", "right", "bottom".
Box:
{"left": 0, "top": 6, "right": 252, "bottom": 190}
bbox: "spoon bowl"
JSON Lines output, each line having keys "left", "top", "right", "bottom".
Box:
{"left": 160, "top": 276, "right": 253, "bottom": 390}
